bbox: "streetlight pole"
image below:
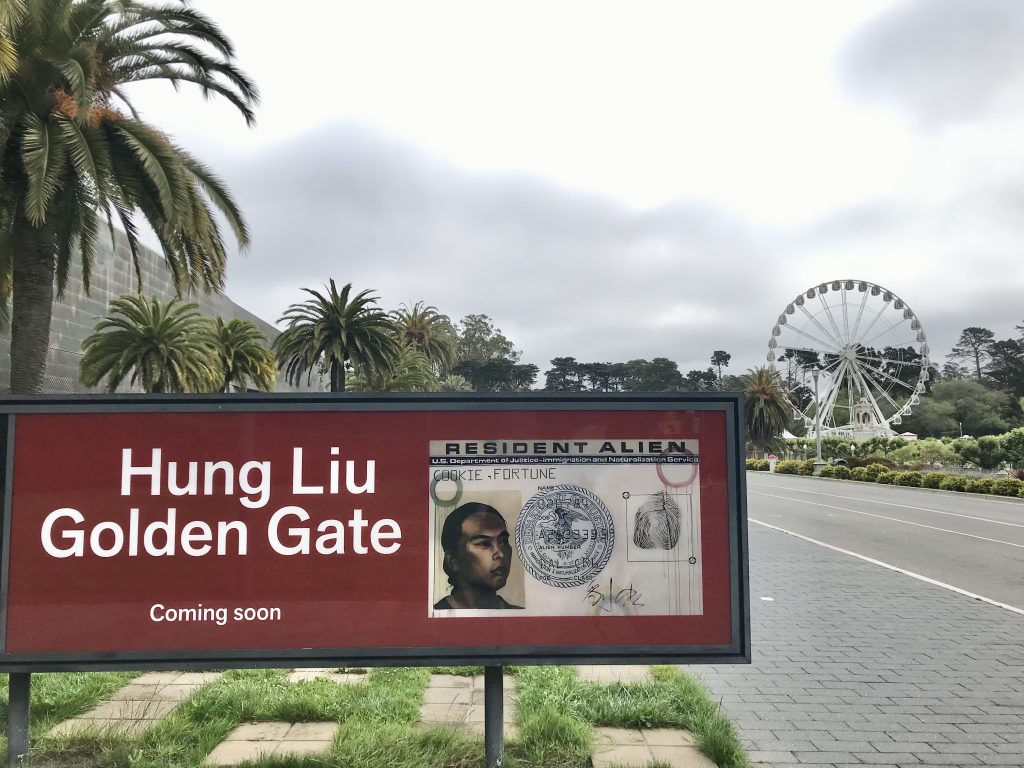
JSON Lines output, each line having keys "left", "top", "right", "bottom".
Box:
{"left": 812, "top": 366, "right": 826, "bottom": 476}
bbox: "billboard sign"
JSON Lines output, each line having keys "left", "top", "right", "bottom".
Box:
{"left": 0, "top": 394, "right": 749, "bottom": 670}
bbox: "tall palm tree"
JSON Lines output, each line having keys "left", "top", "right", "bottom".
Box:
{"left": 79, "top": 294, "right": 219, "bottom": 393}
{"left": 1, "top": 0, "right": 257, "bottom": 393}
{"left": 392, "top": 301, "right": 457, "bottom": 375}
{"left": 347, "top": 341, "right": 439, "bottom": 392}
{"left": 744, "top": 367, "right": 791, "bottom": 456}
{"left": 211, "top": 317, "right": 275, "bottom": 393}
{"left": 273, "top": 280, "right": 400, "bottom": 392}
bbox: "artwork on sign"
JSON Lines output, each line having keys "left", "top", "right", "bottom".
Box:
{"left": 429, "top": 439, "right": 703, "bottom": 617}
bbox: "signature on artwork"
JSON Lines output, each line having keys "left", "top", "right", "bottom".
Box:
{"left": 585, "top": 577, "right": 645, "bottom": 614}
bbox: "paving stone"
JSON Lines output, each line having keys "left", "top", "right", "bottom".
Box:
{"left": 591, "top": 743, "right": 654, "bottom": 767}
{"left": 284, "top": 722, "right": 337, "bottom": 741}
{"left": 747, "top": 750, "right": 799, "bottom": 763}
{"left": 204, "top": 722, "right": 337, "bottom": 766}
{"left": 419, "top": 702, "right": 469, "bottom": 723}
{"left": 578, "top": 665, "right": 653, "bottom": 683}
{"left": 78, "top": 698, "right": 179, "bottom": 721}
{"left": 108, "top": 684, "right": 181, "bottom": 701}
{"left": 593, "top": 727, "right": 647, "bottom": 748}
{"left": 226, "top": 722, "right": 291, "bottom": 741}
{"left": 418, "top": 673, "right": 516, "bottom": 738}
{"left": 172, "top": 672, "right": 222, "bottom": 686}
{"left": 205, "top": 740, "right": 278, "bottom": 766}
{"left": 275, "top": 740, "right": 332, "bottom": 757}
{"left": 46, "top": 717, "right": 152, "bottom": 738}
{"left": 422, "top": 687, "right": 472, "bottom": 705}
{"left": 429, "top": 674, "right": 474, "bottom": 689}
{"left": 45, "top": 672, "right": 223, "bottom": 740}
{"left": 643, "top": 728, "right": 696, "bottom": 747}
{"left": 131, "top": 671, "right": 184, "bottom": 686}
{"left": 683, "top": 521, "right": 1024, "bottom": 768}
{"left": 649, "top": 744, "right": 719, "bottom": 766}
{"left": 855, "top": 753, "right": 923, "bottom": 765}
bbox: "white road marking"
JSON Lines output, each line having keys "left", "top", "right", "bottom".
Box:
{"left": 751, "top": 490, "right": 1024, "bottom": 550}
{"left": 750, "top": 518, "right": 1024, "bottom": 617}
{"left": 747, "top": 480, "right": 1024, "bottom": 528}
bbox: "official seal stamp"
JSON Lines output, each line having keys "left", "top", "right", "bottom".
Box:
{"left": 515, "top": 484, "right": 614, "bottom": 588}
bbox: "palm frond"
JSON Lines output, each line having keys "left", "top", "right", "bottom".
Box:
{"left": 112, "top": 120, "right": 183, "bottom": 220}
{"left": 20, "top": 113, "right": 66, "bottom": 224}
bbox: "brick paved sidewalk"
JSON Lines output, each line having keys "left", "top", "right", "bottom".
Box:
{"left": 685, "top": 524, "right": 1024, "bottom": 767}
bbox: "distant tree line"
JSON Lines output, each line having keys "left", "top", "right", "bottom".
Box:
{"left": 542, "top": 352, "right": 743, "bottom": 393}
{"left": 902, "top": 324, "right": 1024, "bottom": 438}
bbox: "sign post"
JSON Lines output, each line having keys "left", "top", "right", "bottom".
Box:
{"left": 484, "top": 665, "right": 504, "bottom": 768}
{"left": 0, "top": 393, "right": 749, "bottom": 764}
{"left": 7, "top": 672, "right": 30, "bottom": 764}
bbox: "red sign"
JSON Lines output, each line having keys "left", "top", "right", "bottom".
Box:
{"left": 0, "top": 396, "right": 749, "bottom": 669}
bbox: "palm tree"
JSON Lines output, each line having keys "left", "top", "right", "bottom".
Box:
{"left": 79, "top": 294, "right": 219, "bottom": 393}
{"left": 392, "top": 301, "right": 457, "bottom": 375}
{"left": 211, "top": 317, "right": 275, "bottom": 392}
{"left": 744, "top": 367, "right": 791, "bottom": 456}
{"left": 1, "top": 0, "right": 257, "bottom": 393}
{"left": 273, "top": 280, "right": 400, "bottom": 392}
{"left": 347, "top": 341, "right": 439, "bottom": 392}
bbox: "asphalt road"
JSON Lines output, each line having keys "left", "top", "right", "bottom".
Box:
{"left": 746, "top": 472, "right": 1024, "bottom": 611}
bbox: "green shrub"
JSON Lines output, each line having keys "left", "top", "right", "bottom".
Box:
{"left": 864, "top": 463, "right": 889, "bottom": 481}
{"left": 876, "top": 470, "right": 897, "bottom": 484}
{"left": 819, "top": 465, "right": 836, "bottom": 478}
{"left": 797, "top": 460, "right": 816, "bottom": 476}
{"left": 966, "top": 478, "right": 995, "bottom": 494}
{"left": 991, "top": 477, "right": 1023, "bottom": 497}
{"left": 1019, "top": 484, "right": 1024, "bottom": 499}
{"left": 775, "top": 460, "right": 802, "bottom": 475}
{"left": 921, "top": 472, "right": 948, "bottom": 489}
{"left": 939, "top": 475, "right": 968, "bottom": 492}
{"left": 832, "top": 465, "right": 852, "bottom": 480}
{"left": 850, "top": 466, "right": 870, "bottom": 481}
{"left": 746, "top": 458, "right": 769, "bottom": 471}
{"left": 894, "top": 471, "right": 923, "bottom": 487}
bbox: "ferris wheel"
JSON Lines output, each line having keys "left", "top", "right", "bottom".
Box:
{"left": 767, "top": 280, "right": 930, "bottom": 437}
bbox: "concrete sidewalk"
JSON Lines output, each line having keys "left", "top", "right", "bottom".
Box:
{"left": 686, "top": 524, "right": 1024, "bottom": 767}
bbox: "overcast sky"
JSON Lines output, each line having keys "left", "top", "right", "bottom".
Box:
{"left": 128, "top": 0, "right": 1024, "bottom": 382}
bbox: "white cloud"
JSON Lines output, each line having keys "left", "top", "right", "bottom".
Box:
{"left": 120, "top": 1, "right": 1024, "bottom": 384}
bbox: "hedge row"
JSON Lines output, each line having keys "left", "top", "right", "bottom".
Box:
{"left": 746, "top": 459, "right": 1024, "bottom": 497}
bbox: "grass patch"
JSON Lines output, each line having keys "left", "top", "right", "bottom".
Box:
{"left": 505, "top": 665, "right": 748, "bottom": 768}
{"left": 0, "top": 671, "right": 138, "bottom": 757}
{"left": 583, "top": 666, "right": 748, "bottom": 768}
{"left": 509, "top": 666, "right": 591, "bottom": 768}
{"left": 11, "top": 664, "right": 749, "bottom": 767}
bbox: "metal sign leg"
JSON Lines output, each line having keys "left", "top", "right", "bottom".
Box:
{"left": 484, "top": 665, "right": 504, "bottom": 768}
{"left": 7, "top": 672, "right": 31, "bottom": 764}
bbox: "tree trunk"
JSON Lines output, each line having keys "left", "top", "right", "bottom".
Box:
{"left": 330, "top": 358, "right": 344, "bottom": 392}
{"left": 9, "top": 216, "right": 57, "bottom": 394}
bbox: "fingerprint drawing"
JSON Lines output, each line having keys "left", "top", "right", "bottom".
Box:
{"left": 632, "top": 491, "right": 681, "bottom": 550}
